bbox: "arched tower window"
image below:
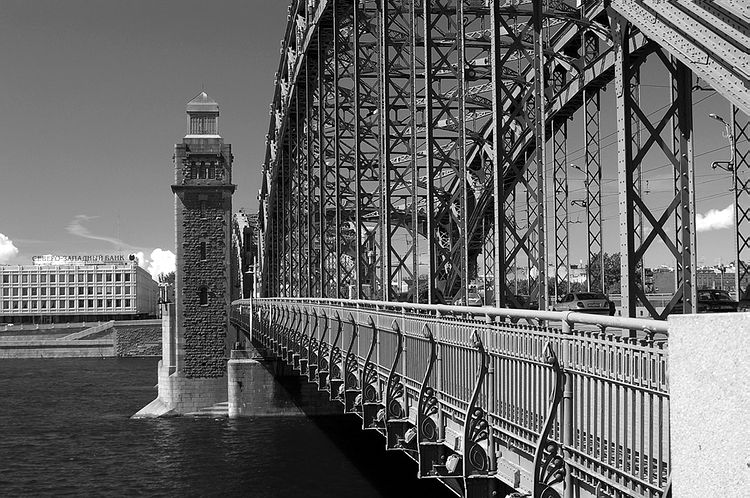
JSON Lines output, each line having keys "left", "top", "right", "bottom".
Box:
{"left": 200, "top": 241, "right": 207, "bottom": 261}
{"left": 199, "top": 286, "right": 208, "bottom": 306}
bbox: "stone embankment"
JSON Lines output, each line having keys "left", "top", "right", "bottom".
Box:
{"left": 0, "top": 320, "right": 161, "bottom": 359}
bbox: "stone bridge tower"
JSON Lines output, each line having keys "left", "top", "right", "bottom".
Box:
{"left": 136, "top": 91, "right": 236, "bottom": 417}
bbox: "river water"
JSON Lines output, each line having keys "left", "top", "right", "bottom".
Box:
{"left": 0, "top": 358, "right": 453, "bottom": 497}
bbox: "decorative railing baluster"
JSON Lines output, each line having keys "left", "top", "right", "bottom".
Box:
{"left": 532, "top": 342, "right": 566, "bottom": 498}
{"left": 462, "top": 330, "right": 496, "bottom": 497}
{"left": 360, "top": 316, "right": 383, "bottom": 430}
{"left": 342, "top": 314, "right": 359, "bottom": 412}
{"left": 328, "top": 312, "right": 343, "bottom": 402}
{"left": 384, "top": 321, "right": 414, "bottom": 451}
{"left": 316, "top": 311, "right": 329, "bottom": 390}
{"left": 417, "top": 323, "right": 447, "bottom": 478}
{"left": 307, "top": 310, "right": 319, "bottom": 382}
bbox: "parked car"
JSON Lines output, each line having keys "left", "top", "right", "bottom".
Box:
{"left": 485, "top": 294, "right": 538, "bottom": 310}
{"left": 739, "top": 285, "right": 750, "bottom": 313}
{"left": 554, "top": 292, "right": 613, "bottom": 315}
{"left": 671, "top": 289, "right": 738, "bottom": 314}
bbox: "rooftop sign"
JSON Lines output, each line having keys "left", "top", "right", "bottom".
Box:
{"left": 31, "top": 255, "right": 131, "bottom": 266}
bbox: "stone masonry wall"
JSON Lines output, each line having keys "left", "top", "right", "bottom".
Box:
{"left": 180, "top": 190, "right": 229, "bottom": 378}
{"left": 113, "top": 325, "right": 161, "bottom": 357}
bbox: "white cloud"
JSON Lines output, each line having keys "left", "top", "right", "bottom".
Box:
{"left": 0, "top": 233, "right": 19, "bottom": 263}
{"left": 135, "top": 248, "right": 175, "bottom": 279}
{"left": 696, "top": 204, "right": 734, "bottom": 232}
{"left": 66, "top": 214, "right": 125, "bottom": 246}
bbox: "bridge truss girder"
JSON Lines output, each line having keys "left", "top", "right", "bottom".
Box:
{"left": 259, "top": 0, "right": 750, "bottom": 319}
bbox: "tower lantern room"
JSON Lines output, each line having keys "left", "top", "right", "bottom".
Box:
{"left": 186, "top": 91, "right": 219, "bottom": 137}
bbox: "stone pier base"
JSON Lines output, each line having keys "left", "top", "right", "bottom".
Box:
{"left": 133, "top": 360, "right": 228, "bottom": 418}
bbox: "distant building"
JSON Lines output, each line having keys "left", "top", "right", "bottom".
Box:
{"left": 0, "top": 254, "right": 159, "bottom": 324}
{"left": 652, "top": 266, "right": 737, "bottom": 295}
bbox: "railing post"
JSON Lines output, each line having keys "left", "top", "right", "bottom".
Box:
{"left": 562, "top": 319, "right": 574, "bottom": 498}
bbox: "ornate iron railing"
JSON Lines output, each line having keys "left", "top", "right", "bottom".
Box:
{"left": 232, "top": 298, "right": 670, "bottom": 498}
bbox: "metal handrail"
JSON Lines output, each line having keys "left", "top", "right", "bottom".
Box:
{"left": 233, "top": 296, "right": 669, "bottom": 335}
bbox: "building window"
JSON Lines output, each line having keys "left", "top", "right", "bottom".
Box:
{"left": 41, "top": 288, "right": 46, "bottom": 296}
{"left": 87, "top": 274, "right": 93, "bottom": 282}
{"left": 49, "top": 301, "right": 55, "bottom": 309}
{"left": 106, "top": 299, "right": 112, "bottom": 307}
{"left": 124, "top": 274, "right": 131, "bottom": 282}
{"left": 12, "top": 301, "right": 18, "bottom": 309}
{"left": 88, "top": 286, "right": 93, "bottom": 294}
{"left": 106, "top": 274, "right": 112, "bottom": 282}
{"left": 22, "top": 301, "right": 28, "bottom": 309}
{"left": 87, "top": 299, "right": 94, "bottom": 307}
{"left": 208, "top": 166, "right": 215, "bottom": 179}
{"left": 40, "top": 275, "right": 46, "bottom": 283}
{"left": 97, "top": 274, "right": 103, "bottom": 282}
{"left": 97, "top": 299, "right": 103, "bottom": 307}
{"left": 50, "top": 274, "right": 56, "bottom": 283}
{"left": 22, "top": 288, "right": 28, "bottom": 296}
{"left": 2, "top": 288, "right": 7, "bottom": 297}
{"left": 200, "top": 200, "right": 207, "bottom": 217}
{"left": 50, "top": 288, "right": 56, "bottom": 296}
{"left": 125, "top": 299, "right": 131, "bottom": 307}
{"left": 30, "top": 275, "right": 37, "bottom": 283}
{"left": 199, "top": 287, "right": 208, "bottom": 306}
{"left": 115, "top": 286, "right": 121, "bottom": 294}
{"left": 79, "top": 299, "right": 85, "bottom": 308}
{"left": 116, "top": 299, "right": 121, "bottom": 307}
{"left": 1, "top": 275, "right": 8, "bottom": 284}
{"left": 200, "top": 241, "right": 207, "bottom": 261}
{"left": 69, "top": 287, "right": 74, "bottom": 295}
{"left": 12, "top": 289, "right": 18, "bottom": 297}
{"left": 31, "top": 301, "right": 37, "bottom": 309}
{"left": 78, "top": 287, "right": 84, "bottom": 295}
{"left": 12, "top": 275, "right": 18, "bottom": 283}
{"left": 2, "top": 301, "right": 8, "bottom": 310}
{"left": 69, "top": 300, "right": 75, "bottom": 308}
{"left": 115, "top": 273, "right": 122, "bottom": 282}
{"left": 22, "top": 275, "right": 28, "bottom": 283}
{"left": 31, "top": 288, "right": 37, "bottom": 296}
{"left": 97, "top": 287, "right": 103, "bottom": 295}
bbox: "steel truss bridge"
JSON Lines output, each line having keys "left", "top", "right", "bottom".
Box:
{"left": 257, "top": 0, "right": 749, "bottom": 317}
{"left": 245, "top": 0, "right": 749, "bottom": 496}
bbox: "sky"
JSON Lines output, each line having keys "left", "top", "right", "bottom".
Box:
{"left": 0, "top": 0, "right": 288, "bottom": 274}
{"left": 0, "top": 0, "right": 743, "bottom": 276}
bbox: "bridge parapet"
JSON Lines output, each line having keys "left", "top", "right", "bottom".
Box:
{"left": 232, "top": 298, "right": 670, "bottom": 498}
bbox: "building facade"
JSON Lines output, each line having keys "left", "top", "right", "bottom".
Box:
{"left": 0, "top": 255, "right": 159, "bottom": 324}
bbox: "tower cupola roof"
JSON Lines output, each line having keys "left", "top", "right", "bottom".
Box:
{"left": 187, "top": 91, "right": 219, "bottom": 113}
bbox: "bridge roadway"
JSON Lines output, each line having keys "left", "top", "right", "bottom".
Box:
{"left": 232, "top": 298, "right": 670, "bottom": 498}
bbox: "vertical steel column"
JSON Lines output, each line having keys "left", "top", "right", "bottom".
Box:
{"left": 333, "top": 4, "right": 343, "bottom": 298}
{"left": 631, "top": 68, "right": 645, "bottom": 292}
{"left": 320, "top": 27, "right": 337, "bottom": 297}
{"left": 309, "top": 51, "right": 323, "bottom": 298}
{"left": 612, "top": 14, "right": 637, "bottom": 318}
{"left": 734, "top": 107, "right": 750, "bottom": 297}
{"left": 300, "top": 62, "right": 310, "bottom": 298}
{"left": 354, "top": 0, "right": 383, "bottom": 299}
{"left": 423, "top": 0, "right": 468, "bottom": 302}
{"left": 380, "top": 0, "right": 418, "bottom": 301}
{"left": 334, "top": 2, "right": 357, "bottom": 298}
{"left": 676, "top": 60, "right": 698, "bottom": 314}
{"left": 583, "top": 33, "right": 603, "bottom": 294}
{"left": 531, "top": 0, "right": 548, "bottom": 310}
{"left": 290, "top": 92, "right": 300, "bottom": 297}
{"left": 423, "top": 0, "right": 436, "bottom": 304}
